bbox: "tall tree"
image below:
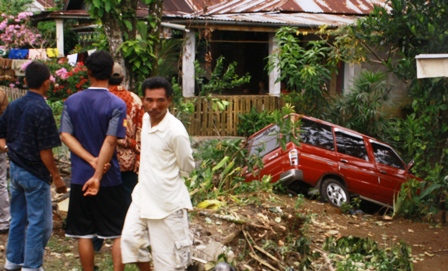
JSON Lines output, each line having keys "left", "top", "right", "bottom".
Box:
{"left": 85, "top": 0, "right": 163, "bottom": 89}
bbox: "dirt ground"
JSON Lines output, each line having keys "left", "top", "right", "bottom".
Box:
{"left": 0, "top": 192, "right": 447, "bottom": 270}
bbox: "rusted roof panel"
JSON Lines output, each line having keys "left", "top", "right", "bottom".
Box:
{"left": 166, "top": 12, "right": 360, "bottom": 28}
{"left": 163, "top": 0, "right": 388, "bottom": 16}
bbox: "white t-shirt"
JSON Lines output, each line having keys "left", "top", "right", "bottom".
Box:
{"left": 132, "top": 111, "right": 195, "bottom": 219}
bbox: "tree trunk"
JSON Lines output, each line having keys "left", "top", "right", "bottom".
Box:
{"left": 102, "top": 12, "right": 126, "bottom": 80}
{"left": 148, "top": 0, "right": 163, "bottom": 77}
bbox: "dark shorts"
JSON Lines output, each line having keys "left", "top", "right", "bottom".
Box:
{"left": 65, "top": 184, "right": 127, "bottom": 239}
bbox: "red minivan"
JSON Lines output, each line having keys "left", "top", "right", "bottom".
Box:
{"left": 244, "top": 114, "right": 420, "bottom": 208}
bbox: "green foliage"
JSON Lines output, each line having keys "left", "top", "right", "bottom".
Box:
{"left": 237, "top": 107, "right": 274, "bottom": 137}
{"left": 394, "top": 165, "right": 447, "bottom": 223}
{"left": 186, "top": 138, "right": 263, "bottom": 205}
{"left": 268, "top": 27, "right": 339, "bottom": 116}
{"left": 195, "top": 56, "right": 251, "bottom": 96}
{"left": 47, "top": 100, "right": 64, "bottom": 128}
{"left": 324, "top": 236, "right": 413, "bottom": 271}
{"left": 120, "top": 37, "right": 155, "bottom": 83}
{"left": 324, "top": 70, "right": 391, "bottom": 139}
{"left": 157, "top": 39, "right": 182, "bottom": 77}
{"left": 170, "top": 79, "right": 194, "bottom": 126}
{"left": 0, "top": 0, "right": 32, "bottom": 15}
{"left": 316, "top": 0, "right": 448, "bottom": 218}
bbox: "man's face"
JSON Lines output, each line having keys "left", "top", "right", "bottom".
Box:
{"left": 143, "top": 88, "right": 172, "bottom": 124}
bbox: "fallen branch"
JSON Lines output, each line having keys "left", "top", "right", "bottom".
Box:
{"left": 220, "top": 229, "right": 241, "bottom": 245}
{"left": 254, "top": 245, "right": 286, "bottom": 269}
{"left": 249, "top": 252, "right": 280, "bottom": 271}
{"left": 198, "top": 210, "right": 274, "bottom": 231}
{"left": 311, "top": 244, "right": 335, "bottom": 271}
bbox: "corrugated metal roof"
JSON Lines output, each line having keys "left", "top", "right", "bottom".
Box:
{"left": 34, "top": 0, "right": 387, "bottom": 28}
{"left": 163, "top": 0, "right": 388, "bottom": 16}
{"left": 166, "top": 12, "right": 359, "bottom": 28}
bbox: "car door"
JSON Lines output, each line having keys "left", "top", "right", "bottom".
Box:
{"left": 334, "top": 130, "right": 379, "bottom": 201}
{"left": 370, "top": 141, "right": 408, "bottom": 206}
{"left": 298, "top": 118, "right": 338, "bottom": 185}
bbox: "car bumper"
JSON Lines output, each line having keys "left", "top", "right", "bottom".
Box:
{"left": 279, "top": 169, "right": 304, "bottom": 186}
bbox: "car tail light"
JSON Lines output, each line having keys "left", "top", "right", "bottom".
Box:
{"left": 289, "top": 149, "right": 298, "bottom": 166}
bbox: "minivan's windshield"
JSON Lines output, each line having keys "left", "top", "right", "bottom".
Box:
{"left": 371, "top": 142, "right": 405, "bottom": 169}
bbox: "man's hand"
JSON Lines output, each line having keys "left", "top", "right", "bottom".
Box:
{"left": 89, "top": 157, "right": 111, "bottom": 174}
{"left": 82, "top": 177, "right": 100, "bottom": 196}
{"left": 53, "top": 176, "right": 67, "bottom": 194}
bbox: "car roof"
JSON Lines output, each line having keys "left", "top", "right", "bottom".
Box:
{"left": 247, "top": 113, "right": 380, "bottom": 144}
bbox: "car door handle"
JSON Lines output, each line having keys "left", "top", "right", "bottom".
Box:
{"left": 340, "top": 159, "right": 348, "bottom": 163}
{"left": 268, "top": 153, "right": 279, "bottom": 161}
{"left": 380, "top": 170, "right": 387, "bottom": 174}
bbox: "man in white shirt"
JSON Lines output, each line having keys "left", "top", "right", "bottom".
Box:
{"left": 121, "top": 76, "right": 195, "bottom": 271}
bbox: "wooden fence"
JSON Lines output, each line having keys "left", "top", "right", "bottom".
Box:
{"left": 0, "top": 86, "right": 284, "bottom": 137}
{"left": 1, "top": 86, "right": 27, "bottom": 101}
{"left": 184, "top": 95, "right": 285, "bottom": 136}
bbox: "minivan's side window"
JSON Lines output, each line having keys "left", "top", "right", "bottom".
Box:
{"left": 371, "top": 142, "right": 404, "bottom": 169}
{"left": 335, "top": 131, "right": 369, "bottom": 161}
{"left": 249, "top": 125, "right": 280, "bottom": 156}
{"left": 300, "top": 119, "right": 334, "bottom": 151}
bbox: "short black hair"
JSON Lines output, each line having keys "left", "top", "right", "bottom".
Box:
{"left": 25, "top": 61, "right": 50, "bottom": 89}
{"left": 141, "top": 76, "right": 173, "bottom": 98}
{"left": 109, "top": 76, "right": 124, "bottom": 86}
{"left": 85, "top": 50, "right": 114, "bottom": 80}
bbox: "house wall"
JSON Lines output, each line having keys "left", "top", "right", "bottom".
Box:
{"left": 343, "top": 61, "right": 410, "bottom": 118}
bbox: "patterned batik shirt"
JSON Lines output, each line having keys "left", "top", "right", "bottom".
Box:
{"left": 109, "top": 85, "right": 144, "bottom": 172}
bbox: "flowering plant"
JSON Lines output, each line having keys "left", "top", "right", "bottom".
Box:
{"left": 1, "top": 59, "right": 89, "bottom": 101}
{"left": 0, "top": 12, "right": 44, "bottom": 49}
{"left": 48, "top": 61, "right": 89, "bottom": 101}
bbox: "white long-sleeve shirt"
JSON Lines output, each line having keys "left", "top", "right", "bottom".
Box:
{"left": 132, "top": 111, "right": 195, "bottom": 219}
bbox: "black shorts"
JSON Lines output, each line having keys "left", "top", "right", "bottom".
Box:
{"left": 65, "top": 184, "right": 128, "bottom": 239}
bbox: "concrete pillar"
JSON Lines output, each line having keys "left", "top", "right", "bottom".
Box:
{"left": 268, "top": 32, "right": 280, "bottom": 97}
{"left": 56, "top": 19, "right": 65, "bottom": 57}
{"left": 343, "top": 62, "right": 360, "bottom": 94}
{"left": 182, "top": 30, "right": 195, "bottom": 97}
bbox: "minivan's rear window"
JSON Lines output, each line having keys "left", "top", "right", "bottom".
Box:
{"left": 249, "top": 125, "right": 280, "bottom": 156}
{"left": 300, "top": 119, "right": 334, "bottom": 151}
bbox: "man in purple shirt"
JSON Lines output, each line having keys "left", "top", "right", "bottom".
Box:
{"left": 60, "top": 51, "right": 127, "bottom": 271}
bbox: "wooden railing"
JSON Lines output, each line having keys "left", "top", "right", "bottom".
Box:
{"left": 183, "top": 95, "right": 285, "bottom": 136}
{"left": 1, "top": 86, "right": 27, "bottom": 101}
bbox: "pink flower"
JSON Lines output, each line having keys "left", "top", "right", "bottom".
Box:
{"left": 9, "top": 84, "right": 15, "bottom": 88}
{"left": 55, "top": 68, "right": 69, "bottom": 79}
{"left": 50, "top": 75, "right": 56, "bottom": 83}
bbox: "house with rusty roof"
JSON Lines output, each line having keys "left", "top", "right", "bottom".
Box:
{"left": 32, "top": 0, "right": 394, "bottom": 99}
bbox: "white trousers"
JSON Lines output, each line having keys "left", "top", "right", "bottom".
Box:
{"left": 121, "top": 202, "right": 193, "bottom": 271}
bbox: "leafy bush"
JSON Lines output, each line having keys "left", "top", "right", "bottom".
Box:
{"left": 394, "top": 165, "right": 447, "bottom": 223}
{"left": 187, "top": 138, "right": 264, "bottom": 205}
{"left": 237, "top": 107, "right": 274, "bottom": 137}
{"left": 324, "top": 70, "right": 391, "bottom": 139}
{"left": 324, "top": 236, "right": 413, "bottom": 271}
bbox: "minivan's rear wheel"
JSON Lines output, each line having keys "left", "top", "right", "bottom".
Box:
{"left": 321, "top": 178, "right": 349, "bottom": 207}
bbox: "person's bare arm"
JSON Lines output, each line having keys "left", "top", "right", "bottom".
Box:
{"left": 0, "top": 138, "right": 6, "bottom": 152}
{"left": 82, "top": 135, "right": 117, "bottom": 196}
{"left": 60, "top": 132, "right": 96, "bottom": 166}
{"left": 40, "top": 148, "right": 67, "bottom": 194}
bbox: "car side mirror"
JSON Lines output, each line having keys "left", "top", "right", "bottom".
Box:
{"left": 407, "top": 159, "right": 415, "bottom": 172}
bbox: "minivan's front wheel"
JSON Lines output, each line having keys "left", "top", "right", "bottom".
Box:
{"left": 321, "top": 178, "right": 349, "bottom": 207}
